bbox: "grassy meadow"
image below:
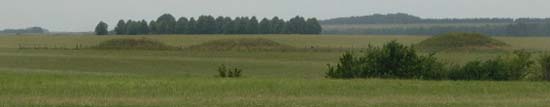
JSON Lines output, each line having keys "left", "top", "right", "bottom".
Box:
{"left": 2, "top": 34, "right": 550, "bottom": 106}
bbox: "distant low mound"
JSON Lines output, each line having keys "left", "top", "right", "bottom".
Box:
{"left": 187, "top": 38, "right": 295, "bottom": 51}
{"left": 417, "top": 32, "right": 509, "bottom": 51}
{"left": 93, "top": 38, "right": 176, "bottom": 50}
{"left": 0, "top": 27, "right": 49, "bottom": 34}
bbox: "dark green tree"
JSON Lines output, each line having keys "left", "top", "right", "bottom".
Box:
{"left": 259, "top": 18, "right": 272, "bottom": 34}
{"left": 175, "top": 17, "right": 189, "bottom": 34}
{"left": 126, "top": 20, "right": 138, "bottom": 35}
{"left": 271, "top": 17, "right": 287, "bottom": 34}
{"left": 221, "top": 17, "right": 233, "bottom": 34}
{"left": 95, "top": 21, "right": 109, "bottom": 35}
{"left": 305, "top": 18, "right": 322, "bottom": 34}
{"left": 231, "top": 17, "right": 245, "bottom": 34}
{"left": 114, "top": 20, "right": 127, "bottom": 35}
{"left": 196, "top": 15, "right": 217, "bottom": 34}
{"left": 139, "top": 20, "right": 149, "bottom": 34}
{"left": 287, "top": 16, "right": 307, "bottom": 34}
{"left": 222, "top": 18, "right": 235, "bottom": 34}
{"left": 108, "top": 15, "right": 322, "bottom": 35}
{"left": 246, "top": 16, "right": 259, "bottom": 34}
{"left": 186, "top": 18, "right": 197, "bottom": 34}
{"left": 149, "top": 20, "right": 157, "bottom": 34}
{"left": 155, "top": 14, "right": 177, "bottom": 34}
{"left": 239, "top": 17, "right": 250, "bottom": 34}
{"left": 215, "top": 16, "right": 226, "bottom": 34}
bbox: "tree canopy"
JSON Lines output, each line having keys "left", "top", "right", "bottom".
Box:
{"left": 95, "top": 21, "right": 108, "bottom": 35}
{"left": 155, "top": 14, "right": 177, "bottom": 34}
{"left": 108, "top": 14, "right": 322, "bottom": 35}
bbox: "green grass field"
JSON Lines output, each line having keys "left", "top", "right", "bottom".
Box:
{"left": 2, "top": 34, "right": 550, "bottom": 106}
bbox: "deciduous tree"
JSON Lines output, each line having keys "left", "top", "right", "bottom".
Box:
{"left": 114, "top": 20, "right": 127, "bottom": 35}
{"left": 95, "top": 21, "right": 109, "bottom": 35}
{"left": 156, "top": 14, "right": 177, "bottom": 34}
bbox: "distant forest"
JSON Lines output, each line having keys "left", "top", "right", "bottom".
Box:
{"left": 322, "top": 13, "right": 550, "bottom": 36}
{"left": 321, "top": 13, "right": 550, "bottom": 24}
{"left": 0, "top": 27, "right": 49, "bottom": 34}
{"left": 95, "top": 14, "right": 322, "bottom": 35}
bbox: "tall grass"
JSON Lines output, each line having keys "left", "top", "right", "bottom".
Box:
{"left": 540, "top": 54, "right": 550, "bottom": 81}
{"left": 1, "top": 71, "right": 550, "bottom": 106}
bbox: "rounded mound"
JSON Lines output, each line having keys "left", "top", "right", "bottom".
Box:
{"left": 93, "top": 38, "right": 175, "bottom": 50}
{"left": 417, "top": 32, "right": 509, "bottom": 51}
{"left": 187, "top": 38, "right": 295, "bottom": 51}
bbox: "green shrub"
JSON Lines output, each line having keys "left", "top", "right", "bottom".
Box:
{"left": 217, "top": 64, "right": 243, "bottom": 78}
{"left": 540, "top": 54, "right": 550, "bottom": 81}
{"left": 449, "top": 50, "right": 535, "bottom": 81}
{"left": 327, "top": 40, "right": 446, "bottom": 80}
{"left": 327, "top": 41, "right": 538, "bottom": 81}
{"left": 218, "top": 64, "right": 227, "bottom": 77}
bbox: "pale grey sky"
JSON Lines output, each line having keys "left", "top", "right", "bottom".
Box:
{"left": 1, "top": 0, "right": 549, "bottom": 32}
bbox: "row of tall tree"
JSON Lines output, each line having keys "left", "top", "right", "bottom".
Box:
{"left": 114, "top": 20, "right": 150, "bottom": 35}
{"left": 96, "top": 14, "right": 322, "bottom": 35}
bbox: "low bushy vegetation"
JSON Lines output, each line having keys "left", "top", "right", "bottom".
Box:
{"left": 92, "top": 38, "right": 176, "bottom": 50}
{"left": 448, "top": 50, "right": 535, "bottom": 81}
{"left": 327, "top": 41, "right": 543, "bottom": 81}
{"left": 417, "top": 32, "right": 509, "bottom": 51}
{"left": 540, "top": 54, "right": 550, "bottom": 81}
{"left": 217, "top": 64, "right": 243, "bottom": 78}
{"left": 327, "top": 40, "right": 446, "bottom": 80}
{"left": 187, "top": 38, "right": 295, "bottom": 51}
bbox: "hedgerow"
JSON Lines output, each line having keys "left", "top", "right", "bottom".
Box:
{"left": 326, "top": 40, "right": 446, "bottom": 80}
{"left": 327, "top": 41, "right": 541, "bottom": 81}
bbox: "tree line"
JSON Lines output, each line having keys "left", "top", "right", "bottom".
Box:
{"left": 321, "top": 13, "right": 550, "bottom": 25}
{"left": 325, "top": 22, "right": 550, "bottom": 36}
{"left": 95, "top": 14, "right": 322, "bottom": 35}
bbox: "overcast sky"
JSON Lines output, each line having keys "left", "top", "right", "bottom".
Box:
{"left": 1, "top": 0, "right": 549, "bottom": 32}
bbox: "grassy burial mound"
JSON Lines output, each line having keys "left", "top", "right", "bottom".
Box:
{"left": 92, "top": 38, "right": 176, "bottom": 50}
{"left": 417, "top": 32, "right": 509, "bottom": 51}
{"left": 187, "top": 38, "right": 295, "bottom": 51}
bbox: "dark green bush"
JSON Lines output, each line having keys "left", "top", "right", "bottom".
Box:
{"left": 218, "top": 64, "right": 243, "bottom": 78}
{"left": 540, "top": 54, "right": 550, "bottom": 81}
{"left": 327, "top": 40, "right": 446, "bottom": 80}
{"left": 449, "top": 50, "right": 534, "bottom": 81}
{"left": 327, "top": 41, "right": 540, "bottom": 81}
